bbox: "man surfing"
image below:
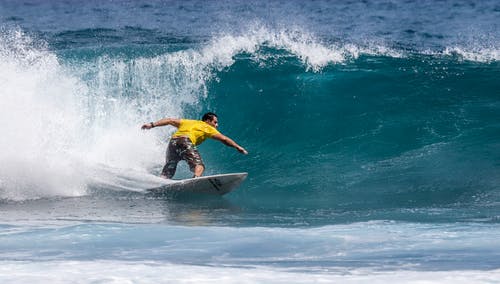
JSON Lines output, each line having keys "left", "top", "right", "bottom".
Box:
{"left": 141, "top": 112, "right": 248, "bottom": 179}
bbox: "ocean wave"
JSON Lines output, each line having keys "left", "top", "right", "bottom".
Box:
{"left": 1, "top": 25, "right": 498, "bottom": 203}
{"left": 0, "top": 222, "right": 499, "bottom": 272}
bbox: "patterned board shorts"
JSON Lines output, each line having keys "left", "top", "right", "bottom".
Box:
{"left": 161, "top": 136, "right": 204, "bottom": 178}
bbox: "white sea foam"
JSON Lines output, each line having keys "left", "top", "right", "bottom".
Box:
{"left": 0, "top": 260, "right": 498, "bottom": 284}
{"left": 443, "top": 46, "right": 500, "bottom": 62}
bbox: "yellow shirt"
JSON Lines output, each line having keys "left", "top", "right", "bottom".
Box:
{"left": 172, "top": 119, "right": 220, "bottom": 146}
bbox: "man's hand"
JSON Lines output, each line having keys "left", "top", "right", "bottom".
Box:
{"left": 141, "top": 122, "right": 154, "bottom": 130}
{"left": 237, "top": 146, "right": 248, "bottom": 155}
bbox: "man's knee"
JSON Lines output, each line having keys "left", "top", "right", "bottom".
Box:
{"left": 193, "top": 164, "right": 204, "bottom": 177}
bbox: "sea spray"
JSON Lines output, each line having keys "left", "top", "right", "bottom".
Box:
{"left": 0, "top": 29, "right": 87, "bottom": 199}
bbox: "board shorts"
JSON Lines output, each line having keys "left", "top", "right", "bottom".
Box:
{"left": 161, "top": 136, "right": 204, "bottom": 178}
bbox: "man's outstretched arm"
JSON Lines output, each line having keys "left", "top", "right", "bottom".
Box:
{"left": 141, "top": 118, "right": 181, "bottom": 130}
{"left": 212, "top": 133, "right": 248, "bottom": 155}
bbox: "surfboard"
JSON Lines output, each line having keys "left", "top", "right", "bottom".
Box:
{"left": 146, "top": 172, "right": 248, "bottom": 196}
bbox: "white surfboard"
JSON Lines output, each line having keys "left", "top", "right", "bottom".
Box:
{"left": 146, "top": 172, "right": 248, "bottom": 196}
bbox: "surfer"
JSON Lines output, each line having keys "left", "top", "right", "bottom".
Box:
{"left": 141, "top": 112, "right": 248, "bottom": 178}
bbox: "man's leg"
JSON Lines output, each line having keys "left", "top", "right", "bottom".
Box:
{"left": 181, "top": 139, "right": 205, "bottom": 178}
{"left": 161, "top": 160, "right": 178, "bottom": 179}
{"left": 161, "top": 140, "right": 180, "bottom": 179}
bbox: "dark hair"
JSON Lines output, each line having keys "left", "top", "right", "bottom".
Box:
{"left": 202, "top": 112, "right": 218, "bottom": 122}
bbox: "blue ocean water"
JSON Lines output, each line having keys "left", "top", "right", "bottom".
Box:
{"left": 0, "top": 0, "right": 499, "bottom": 282}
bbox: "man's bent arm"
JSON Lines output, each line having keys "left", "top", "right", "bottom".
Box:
{"left": 212, "top": 133, "right": 248, "bottom": 155}
{"left": 141, "top": 118, "right": 181, "bottom": 129}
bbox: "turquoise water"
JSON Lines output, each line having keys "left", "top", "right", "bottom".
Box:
{"left": 0, "top": 1, "right": 499, "bottom": 282}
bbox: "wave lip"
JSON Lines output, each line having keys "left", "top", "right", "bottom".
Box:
{"left": 200, "top": 26, "right": 407, "bottom": 71}
{"left": 443, "top": 46, "right": 500, "bottom": 62}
